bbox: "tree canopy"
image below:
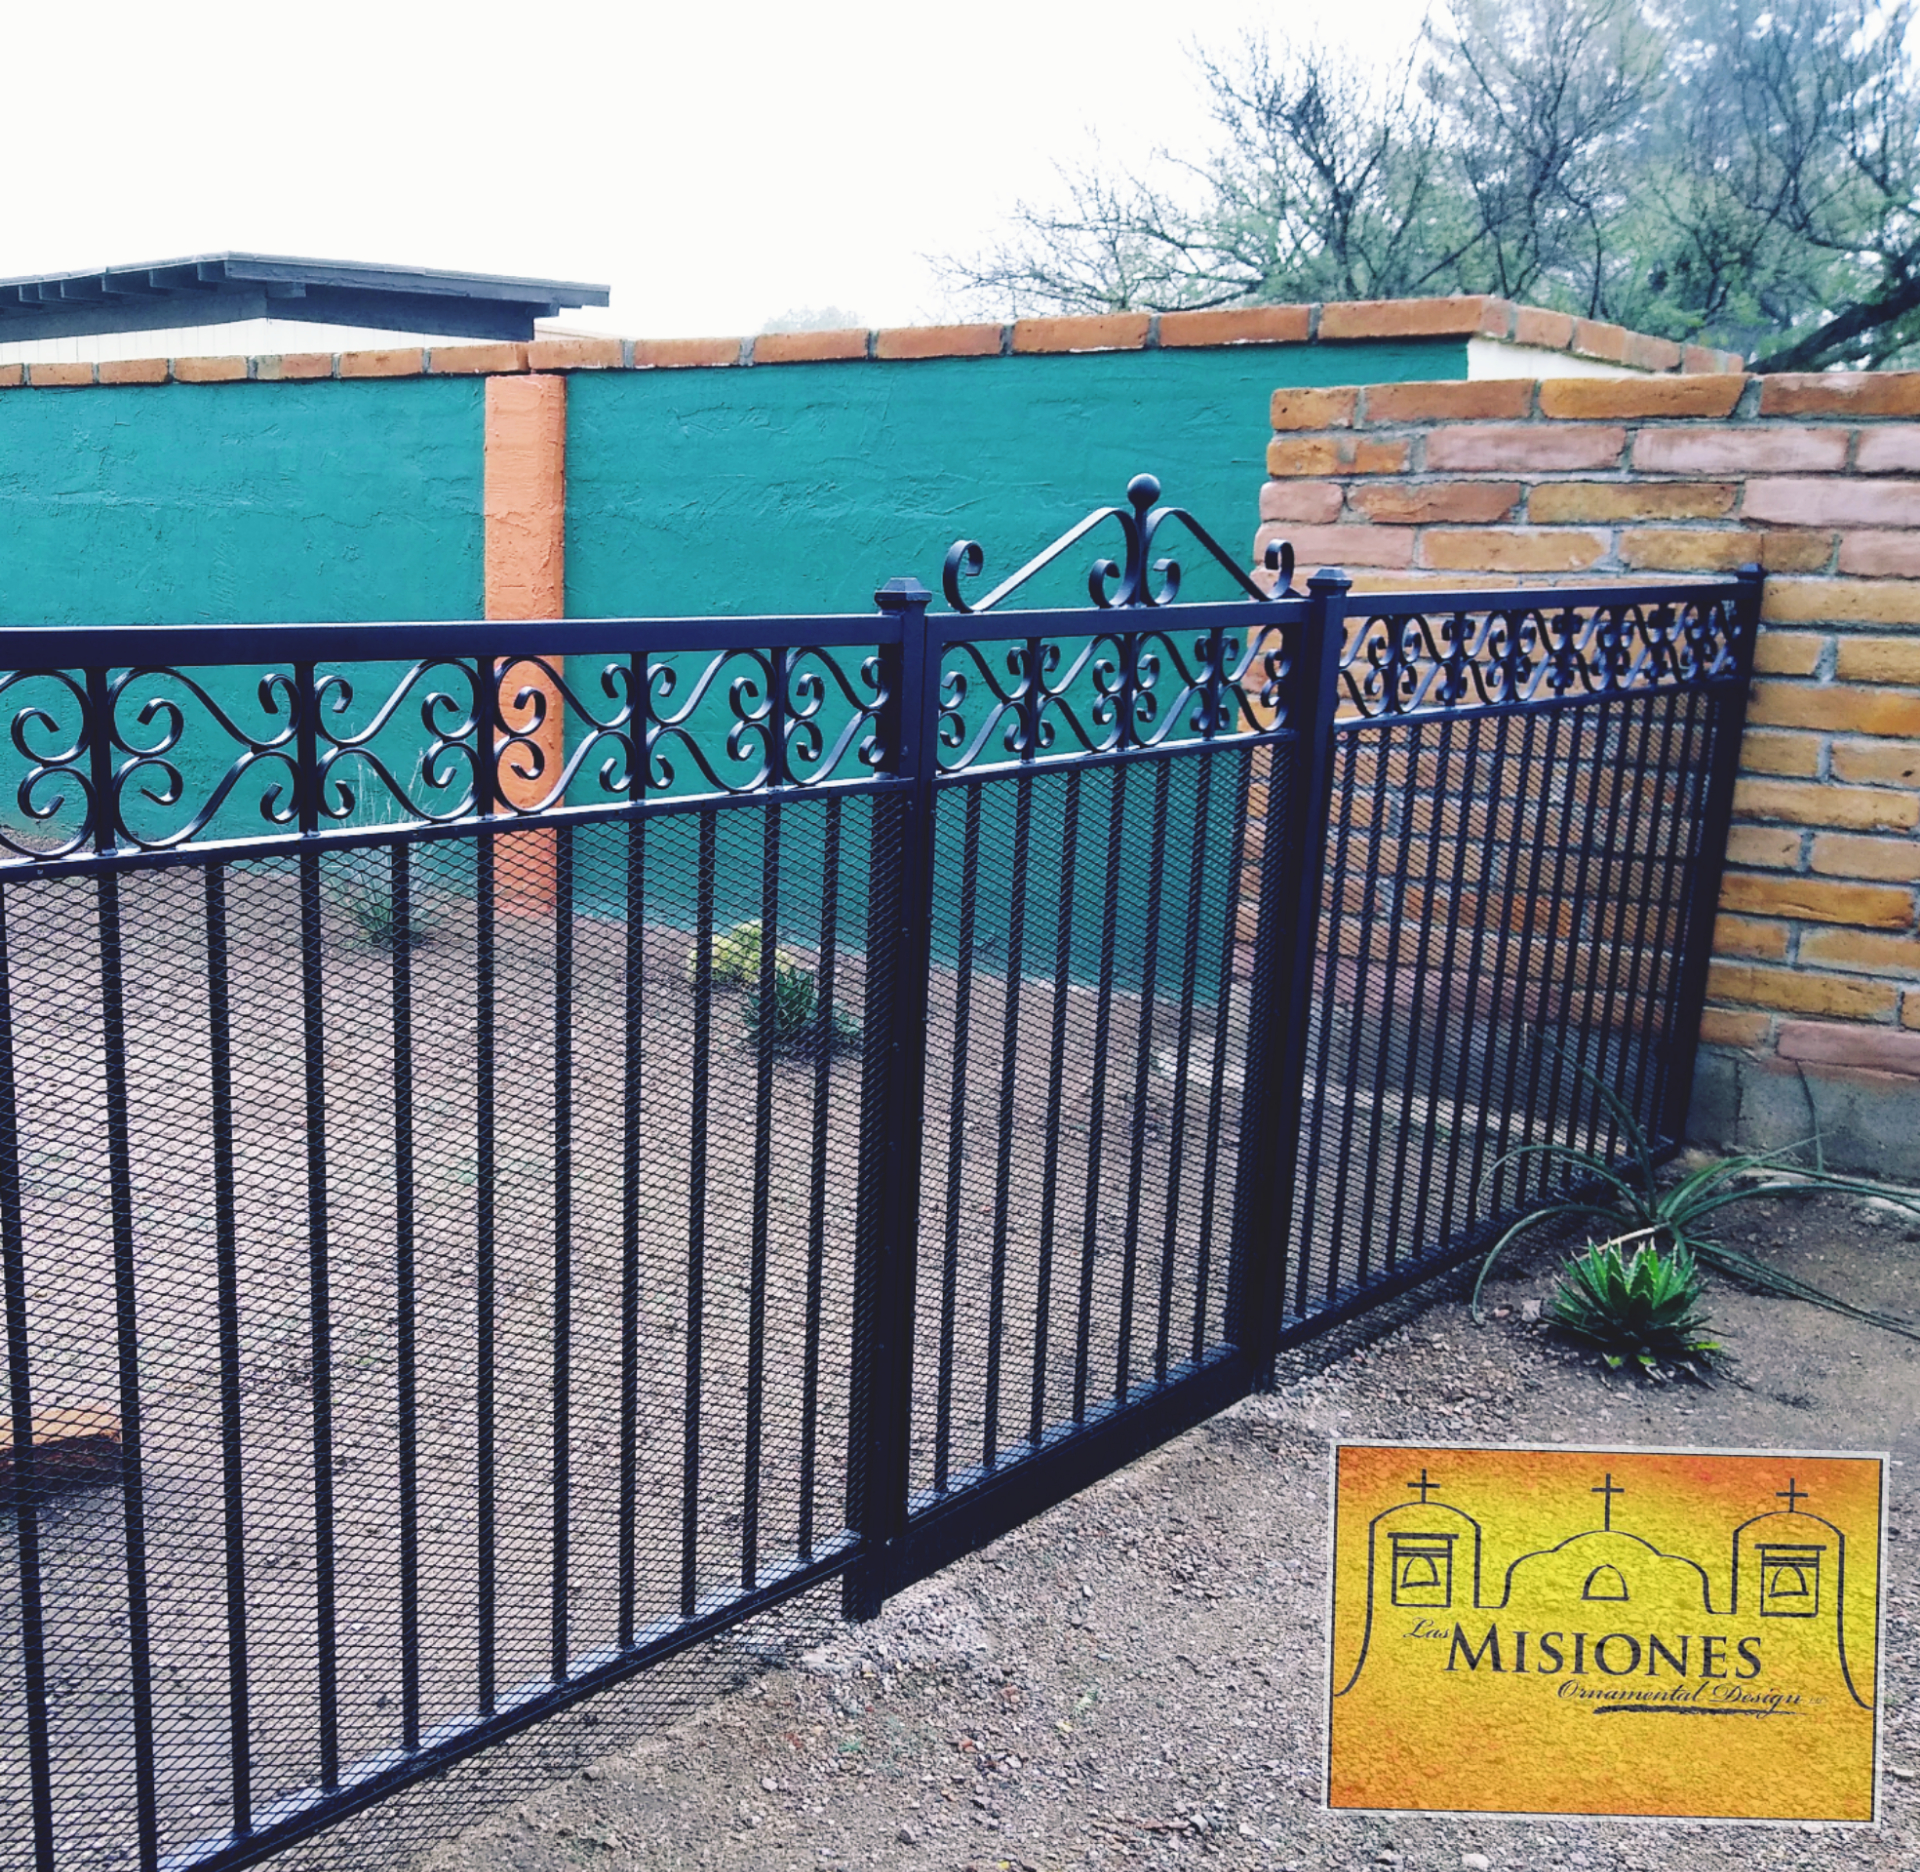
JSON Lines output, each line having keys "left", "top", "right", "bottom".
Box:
{"left": 941, "top": 1, "right": 1920, "bottom": 371}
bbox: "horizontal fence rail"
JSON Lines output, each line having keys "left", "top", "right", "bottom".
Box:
{"left": 0, "top": 476, "right": 1758, "bottom": 1872}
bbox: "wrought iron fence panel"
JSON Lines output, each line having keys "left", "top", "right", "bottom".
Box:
{"left": 1280, "top": 574, "right": 1760, "bottom": 1344}
{"left": 0, "top": 615, "right": 908, "bottom": 1872}
{"left": 0, "top": 477, "right": 1758, "bottom": 1872}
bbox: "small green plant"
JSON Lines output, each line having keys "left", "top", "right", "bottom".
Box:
{"left": 1470, "top": 1048, "right": 1920, "bottom": 1343}
{"left": 1550, "top": 1236, "right": 1725, "bottom": 1378}
{"left": 742, "top": 956, "right": 818, "bottom": 1045}
{"left": 341, "top": 891, "right": 436, "bottom": 951}
{"left": 329, "top": 844, "right": 434, "bottom": 951}
{"left": 689, "top": 919, "right": 792, "bottom": 989}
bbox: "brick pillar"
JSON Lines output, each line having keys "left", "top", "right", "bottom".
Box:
{"left": 484, "top": 373, "right": 567, "bottom": 912}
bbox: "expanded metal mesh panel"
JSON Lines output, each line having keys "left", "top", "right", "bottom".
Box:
{"left": 0, "top": 797, "right": 888, "bottom": 1870}
{"left": 907, "top": 739, "right": 1282, "bottom": 1505}
{"left": 1287, "top": 686, "right": 1725, "bottom": 1320}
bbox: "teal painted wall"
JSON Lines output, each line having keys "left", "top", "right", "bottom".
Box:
{"left": 0, "top": 377, "right": 485, "bottom": 626}
{"left": 565, "top": 340, "right": 1466, "bottom": 618}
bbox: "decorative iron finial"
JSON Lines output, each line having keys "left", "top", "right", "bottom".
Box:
{"left": 942, "top": 474, "right": 1296, "bottom": 616}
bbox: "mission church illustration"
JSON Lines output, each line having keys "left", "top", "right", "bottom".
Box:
{"left": 1333, "top": 1461, "right": 1874, "bottom": 1710}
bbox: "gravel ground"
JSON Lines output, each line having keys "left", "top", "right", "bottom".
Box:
{"left": 279, "top": 1188, "right": 1917, "bottom": 1872}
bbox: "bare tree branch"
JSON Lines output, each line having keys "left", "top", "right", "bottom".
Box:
{"left": 936, "top": 0, "right": 1920, "bottom": 372}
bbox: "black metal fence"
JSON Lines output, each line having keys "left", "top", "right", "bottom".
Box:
{"left": 0, "top": 479, "right": 1758, "bottom": 1871}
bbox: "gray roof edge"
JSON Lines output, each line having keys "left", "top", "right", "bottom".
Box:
{"left": 0, "top": 252, "right": 610, "bottom": 308}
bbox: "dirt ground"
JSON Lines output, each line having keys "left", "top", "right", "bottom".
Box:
{"left": 255, "top": 1182, "right": 1920, "bottom": 1872}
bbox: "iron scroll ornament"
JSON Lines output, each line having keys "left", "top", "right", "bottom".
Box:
{"left": 942, "top": 472, "right": 1295, "bottom": 614}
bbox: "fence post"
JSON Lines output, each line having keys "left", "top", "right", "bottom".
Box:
{"left": 1230, "top": 568, "right": 1349, "bottom": 1385}
{"left": 844, "top": 576, "right": 938, "bottom": 1621}
{"left": 1660, "top": 564, "right": 1762, "bottom": 1149}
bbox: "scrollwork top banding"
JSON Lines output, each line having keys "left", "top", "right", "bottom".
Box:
{"left": 1335, "top": 592, "right": 1750, "bottom": 721}
{"left": 932, "top": 617, "right": 1292, "bottom": 774}
{"left": 0, "top": 639, "right": 891, "bottom": 865}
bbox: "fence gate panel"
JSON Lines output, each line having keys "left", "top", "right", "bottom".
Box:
{"left": 859, "top": 549, "right": 1330, "bottom": 1599}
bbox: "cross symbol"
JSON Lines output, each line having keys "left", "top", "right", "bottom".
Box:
{"left": 1592, "top": 1473, "right": 1625, "bottom": 1531}
{"left": 1777, "top": 1477, "right": 1808, "bottom": 1513}
{"left": 1407, "top": 1469, "right": 1439, "bottom": 1504}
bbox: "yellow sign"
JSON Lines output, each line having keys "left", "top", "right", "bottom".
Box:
{"left": 1326, "top": 1443, "right": 1885, "bottom": 1824}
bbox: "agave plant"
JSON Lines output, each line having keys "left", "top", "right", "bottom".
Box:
{"left": 1469, "top": 1054, "right": 1920, "bottom": 1343}
{"left": 1550, "top": 1236, "right": 1724, "bottom": 1377}
{"left": 741, "top": 955, "right": 819, "bottom": 1046}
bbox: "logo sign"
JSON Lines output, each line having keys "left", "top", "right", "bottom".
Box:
{"left": 1326, "top": 1444, "right": 1886, "bottom": 1824}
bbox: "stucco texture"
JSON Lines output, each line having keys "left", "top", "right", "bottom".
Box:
{"left": 0, "top": 378, "right": 484, "bottom": 625}
{"left": 564, "top": 342, "right": 1464, "bottom": 618}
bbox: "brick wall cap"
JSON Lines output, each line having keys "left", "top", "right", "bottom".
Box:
{"left": 0, "top": 295, "right": 1710, "bottom": 389}
{"left": 753, "top": 328, "right": 872, "bottom": 365}
{"left": 1158, "top": 305, "right": 1312, "bottom": 347}
{"left": 338, "top": 347, "right": 427, "bottom": 379}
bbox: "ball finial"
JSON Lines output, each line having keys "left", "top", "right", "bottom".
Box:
{"left": 1127, "top": 473, "right": 1161, "bottom": 513}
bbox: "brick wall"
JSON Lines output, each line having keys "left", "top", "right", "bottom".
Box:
{"left": 1253, "top": 370, "right": 1920, "bottom": 1176}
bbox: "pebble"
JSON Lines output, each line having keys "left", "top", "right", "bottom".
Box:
{"left": 1462, "top": 1856, "right": 1491, "bottom": 1871}
{"left": 897, "top": 1823, "right": 919, "bottom": 1845}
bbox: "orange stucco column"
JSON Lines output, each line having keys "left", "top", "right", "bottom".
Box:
{"left": 483, "top": 373, "right": 567, "bottom": 911}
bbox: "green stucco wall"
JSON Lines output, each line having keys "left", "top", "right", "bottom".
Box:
{"left": 565, "top": 340, "right": 1465, "bottom": 618}
{"left": 0, "top": 378, "right": 484, "bottom": 626}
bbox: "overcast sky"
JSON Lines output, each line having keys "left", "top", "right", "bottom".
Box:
{"left": 6, "top": 0, "right": 1429, "bottom": 339}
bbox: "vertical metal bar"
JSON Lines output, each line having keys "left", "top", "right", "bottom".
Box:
{"left": 391, "top": 842, "right": 421, "bottom": 1749}
{"left": 1376, "top": 718, "right": 1447, "bottom": 1274}
{"left": 1292, "top": 728, "right": 1360, "bottom": 1319}
{"left": 297, "top": 842, "right": 340, "bottom": 1786}
{"left": 1029, "top": 766, "right": 1080, "bottom": 1444}
{"left": 933, "top": 782, "right": 982, "bottom": 1493}
{"left": 1660, "top": 570, "right": 1762, "bottom": 1143}
{"left": 1463, "top": 706, "right": 1539, "bottom": 1230}
{"left": 1563, "top": 687, "right": 1639, "bottom": 1166}
{"left": 982, "top": 765, "right": 1031, "bottom": 1467}
{"left": 1405, "top": 714, "right": 1479, "bottom": 1262}
{"left": 102, "top": 872, "right": 161, "bottom": 1866}
{"left": 1617, "top": 689, "right": 1691, "bottom": 1139}
{"left": 1492, "top": 705, "right": 1566, "bottom": 1215}
{"left": 1229, "top": 571, "right": 1347, "bottom": 1379}
{"left": 743, "top": 797, "right": 781, "bottom": 1584}
{"left": 286, "top": 658, "right": 343, "bottom": 1789}
{"left": 1541, "top": 685, "right": 1619, "bottom": 1182}
{"left": 1157, "top": 752, "right": 1212, "bottom": 1382}
{"left": 1073, "top": 761, "right": 1128, "bottom": 1425}
{"left": 473, "top": 663, "right": 499, "bottom": 1711}
{"left": 682, "top": 807, "right": 716, "bottom": 1618}
{"left": 88, "top": 677, "right": 162, "bottom": 1866}
{"left": 1582, "top": 688, "right": 1666, "bottom": 1163}
{"left": 0, "top": 882, "right": 56, "bottom": 1872}
{"left": 1354, "top": 716, "right": 1420, "bottom": 1278}
{"left": 205, "top": 865, "right": 252, "bottom": 1832}
{"left": 550, "top": 823, "right": 574, "bottom": 1679}
{"left": 1437, "top": 711, "right": 1505, "bottom": 1249}
{"left": 1633, "top": 689, "right": 1708, "bottom": 1130}
{"left": 1193, "top": 746, "right": 1252, "bottom": 1362}
{"left": 1116, "top": 756, "right": 1172, "bottom": 1404}
{"left": 799, "top": 795, "right": 843, "bottom": 1558}
{"left": 1321, "top": 716, "right": 1389, "bottom": 1298}
{"left": 1519, "top": 678, "right": 1594, "bottom": 1207}
{"left": 844, "top": 578, "right": 936, "bottom": 1623}
{"left": 616, "top": 807, "right": 645, "bottom": 1647}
